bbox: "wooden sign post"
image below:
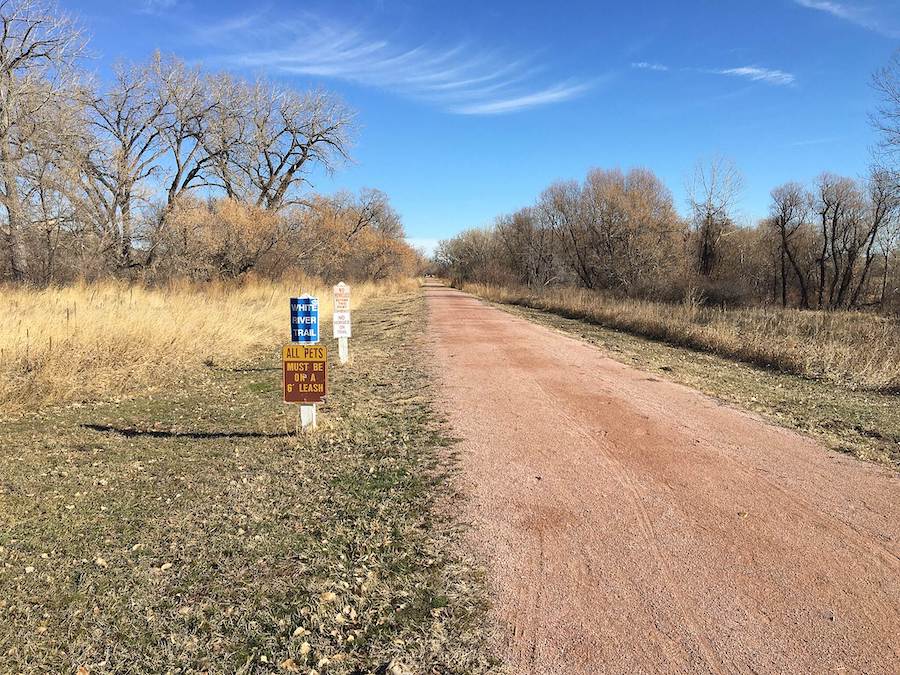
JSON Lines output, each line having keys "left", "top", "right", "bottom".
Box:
{"left": 333, "top": 282, "right": 352, "bottom": 365}
{"left": 288, "top": 296, "right": 323, "bottom": 431}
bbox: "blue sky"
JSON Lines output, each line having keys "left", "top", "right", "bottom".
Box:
{"left": 72, "top": 0, "right": 899, "bottom": 252}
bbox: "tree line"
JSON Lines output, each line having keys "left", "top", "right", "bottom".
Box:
{"left": 436, "top": 55, "right": 900, "bottom": 313}
{"left": 0, "top": 0, "right": 419, "bottom": 284}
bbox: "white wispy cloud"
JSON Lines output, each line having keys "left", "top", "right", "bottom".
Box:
{"left": 199, "top": 13, "right": 593, "bottom": 115}
{"left": 787, "top": 136, "right": 840, "bottom": 147}
{"left": 793, "top": 0, "right": 900, "bottom": 38}
{"left": 452, "top": 82, "right": 593, "bottom": 115}
{"left": 140, "top": 0, "right": 178, "bottom": 13}
{"left": 714, "top": 66, "right": 795, "bottom": 86}
{"left": 632, "top": 60, "right": 796, "bottom": 87}
{"left": 631, "top": 62, "right": 669, "bottom": 72}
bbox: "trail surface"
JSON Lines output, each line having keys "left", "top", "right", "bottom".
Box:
{"left": 425, "top": 283, "right": 900, "bottom": 675}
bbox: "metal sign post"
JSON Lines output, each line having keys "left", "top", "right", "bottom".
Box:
{"left": 333, "top": 282, "right": 352, "bottom": 365}
{"left": 288, "top": 296, "right": 322, "bottom": 431}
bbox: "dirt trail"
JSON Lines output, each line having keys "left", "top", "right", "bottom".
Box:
{"left": 424, "top": 283, "right": 900, "bottom": 675}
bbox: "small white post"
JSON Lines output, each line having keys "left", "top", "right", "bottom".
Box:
{"left": 338, "top": 336, "right": 349, "bottom": 364}
{"left": 299, "top": 403, "right": 317, "bottom": 431}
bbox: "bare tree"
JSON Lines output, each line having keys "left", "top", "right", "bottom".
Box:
{"left": 88, "top": 59, "right": 168, "bottom": 268}
{"left": 876, "top": 205, "right": 900, "bottom": 308}
{"left": 357, "top": 188, "right": 402, "bottom": 238}
{"left": 434, "top": 228, "right": 498, "bottom": 284}
{"left": 769, "top": 182, "right": 812, "bottom": 308}
{"left": 496, "top": 207, "right": 556, "bottom": 286}
{"left": 813, "top": 174, "right": 862, "bottom": 308}
{"left": 580, "top": 167, "right": 682, "bottom": 293}
{"left": 219, "top": 83, "right": 354, "bottom": 211}
{"left": 0, "top": 0, "right": 83, "bottom": 281}
{"left": 538, "top": 181, "right": 594, "bottom": 288}
{"left": 150, "top": 53, "right": 220, "bottom": 208}
{"left": 20, "top": 92, "right": 89, "bottom": 282}
{"left": 687, "top": 157, "right": 743, "bottom": 277}
{"left": 194, "top": 72, "right": 249, "bottom": 202}
{"left": 849, "top": 169, "right": 900, "bottom": 307}
{"left": 871, "top": 50, "right": 900, "bottom": 183}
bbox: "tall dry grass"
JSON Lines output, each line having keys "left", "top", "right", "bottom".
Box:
{"left": 466, "top": 283, "right": 900, "bottom": 393}
{"left": 0, "top": 277, "right": 416, "bottom": 413}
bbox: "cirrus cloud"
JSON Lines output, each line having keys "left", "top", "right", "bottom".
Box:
{"left": 714, "top": 66, "right": 795, "bottom": 86}
{"left": 631, "top": 61, "right": 796, "bottom": 87}
{"left": 793, "top": 0, "right": 900, "bottom": 38}
{"left": 198, "top": 12, "right": 596, "bottom": 116}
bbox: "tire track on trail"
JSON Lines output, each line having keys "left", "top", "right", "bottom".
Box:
{"left": 425, "top": 283, "right": 900, "bottom": 675}
{"left": 526, "top": 364, "right": 728, "bottom": 675}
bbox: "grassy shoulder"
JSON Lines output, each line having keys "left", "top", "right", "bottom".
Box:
{"left": 0, "top": 290, "right": 497, "bottom": 674}
{"left": 468, "top": 290, "right": 900, "bottom": 470}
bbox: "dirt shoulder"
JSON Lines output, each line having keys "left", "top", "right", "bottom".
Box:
{"left": 425, "top": 283, "right": 899, "bottom": 674}
{"left": 473, "top": 291, "right": 900, "bottom": 469}
{"left": 0, "top": 290, "right": 496, "bottom": 674}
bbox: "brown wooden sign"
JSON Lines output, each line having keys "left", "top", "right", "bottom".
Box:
{"left": 282, "top": 344, "right": 327, "bottom": 403}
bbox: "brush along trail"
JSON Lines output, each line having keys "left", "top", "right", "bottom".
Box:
{"left": 425, "top": 282, "right": 900, "bottom": 674}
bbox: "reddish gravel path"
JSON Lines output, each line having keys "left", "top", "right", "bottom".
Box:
{"left": 424, "top": 283, "right": 900, "bottom": 675}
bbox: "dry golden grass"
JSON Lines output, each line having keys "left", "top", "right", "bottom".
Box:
{"left": 0, "top": 277, "right": 416, "bottom": 413}
{"left": 466, "top": 283, "right": 900, "bottom": 393}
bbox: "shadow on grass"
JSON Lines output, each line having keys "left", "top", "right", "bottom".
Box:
{"left": 82, "top": 423, "right": 291, "bottom": 440}
{"left": 209, "top": 365, "right": 280, "bottom": 373}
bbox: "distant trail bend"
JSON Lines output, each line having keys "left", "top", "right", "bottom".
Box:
{"left": 424, "top": 283, "right": 900, "bottom": 675}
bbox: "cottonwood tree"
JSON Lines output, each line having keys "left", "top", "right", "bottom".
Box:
{"left": 334, "top": 188, "right": 402, "bottom": 242}
{"left": 20, "top": 93, "right": 90, "bottom": 282}
{"left": 151, "top": 53, "right": 221, "bottom": 208}
{"left": 876, "top": 206, "right": 900, "bottom": 308}
{"left": 687, "top": 157, "right": 743, "bottom": 277}
{"left": 769, "top": 182, "right": 813, "bottom": 307}
{"left": 495, "top": 207, "right": 556, "bottom": 286}
{"left": 871, "top": 50, "right": 900, "bottom": 183}
{"left": 621, "top": 168, "right": 685, "bottom": 292}
{"left": 538, "top": 181, "right": 594, "bottom": 288}
{"left": 87, "top": 59, "right": 168, "bottom": 268}
{"left": 581, "top": 167, "right": 682, "bottom": 293}
{"left": 199, "top": 71, "right": 249, "bottom": 200}
{"left": 0, "top": 0, "right": 83, "bottom": 281}
{"left": 849, "top": 169, "right": 900, "bottom": 307}
{"left": 220, "top": 83, "right": 354, "bottom": 211}
{"left": 434, "top": 229, "right": 500, "bottom": 284}
{"left": 813, "top": 174, "right": 861, "bottom": 308}
{"left": 809, "top": 171, "right": 899, "bottom": 309}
